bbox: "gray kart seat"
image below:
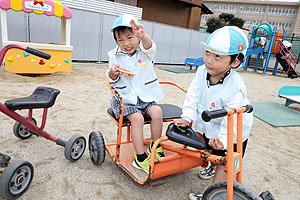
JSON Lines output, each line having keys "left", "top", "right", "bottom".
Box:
{"left": 107, "top": 104, "right": 182, "bottom": 125}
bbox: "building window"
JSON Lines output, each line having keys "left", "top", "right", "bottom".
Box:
{"left": 214, "top": 4, "right": 219, "bottom": 10}
{"left": 267, "top": 21, "right": 293, "bottom": 30}
{"left": 269, "top": 8, "right": 296, "bottom": 16}
{"left": 201, "top": 15, "right": 210, "bottom": 22}
{"left": 214, "top": 3, "right": 237, "bottom": 12}
{"left": 240, "top": 6, "right": 265, "bottom": 14}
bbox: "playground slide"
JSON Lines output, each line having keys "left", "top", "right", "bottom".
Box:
{"left": 275, "top": 52, "right": 298, "bottom": 78}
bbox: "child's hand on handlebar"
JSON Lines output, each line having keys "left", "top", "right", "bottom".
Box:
{"left": 173, "top": 118, "right": 189, "bottom": 127}
{"left": 208, "top": 137, "right": 224, "bottom": 150}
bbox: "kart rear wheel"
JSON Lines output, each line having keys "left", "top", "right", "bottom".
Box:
{"left": 202, "top": 180, "right": 261, "bottom": 200}
{"left": 89, "top": 131, "right": 105, "bottom": 165}
{"left": 0, "top": 160, "right": 34, "bottom": 200}
{"left": 64, "top": 135, "right": 86, "bottom": 162}
{"left": 13, "top": 117, "right": 37, "bottom": 140}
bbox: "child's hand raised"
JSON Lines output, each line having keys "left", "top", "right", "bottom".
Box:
{"left": 130, "top": 19, "right": 152, "bottom": 50}
{"left": 130, "top": 19, "right": 145, "bottom": 39}
{"left": 208, "top": 137, "right": 224, "bottom": 150}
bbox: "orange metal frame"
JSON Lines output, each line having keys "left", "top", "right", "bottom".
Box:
{"left": 106, "top": 81, "right": 248, "bottom": 199}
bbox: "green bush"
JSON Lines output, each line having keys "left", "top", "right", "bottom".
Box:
{"left": 228, "top": 17, "right": 245, "bottom": 28}
{"left": 218, "top": 13, "right": 235, "bottom": 23}
{"left": 206, "top": 17, "right": 225, "bottom": 33}
{"left": 206, "top": 13, "right": 245, "bottom": 33}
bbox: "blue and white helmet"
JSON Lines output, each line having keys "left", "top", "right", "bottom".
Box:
{"left": 201, "top": 26, "right": 248, "bottom": 56}
{"left": 111, "top": 14, "right": 138, "bottom": 31}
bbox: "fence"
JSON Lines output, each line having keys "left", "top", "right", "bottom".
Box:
{"left": 0, "top": 1, "right": 209, "bottom": 65}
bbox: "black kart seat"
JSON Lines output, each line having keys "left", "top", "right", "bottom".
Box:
{"left": 5, "top": 86, "right": 60, "bottom": 110}
{"left": 107, "top": 103, "right": 183, "bottom": 125}
{"left": 166, "top": 123, "right": 206, "bottom": 150}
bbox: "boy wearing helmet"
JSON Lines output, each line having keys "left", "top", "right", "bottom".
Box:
{"left": 107, "top": 14, "right": 164, "bottom": 174}
{"left": 173, "top": 26, "right": 253, "bottom": 200}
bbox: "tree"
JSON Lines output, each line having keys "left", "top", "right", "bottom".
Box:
{"left": 206, "top": 13, "right": 245, "bottom": 33}
{"left": 206, "top": 17, "right": 224, "bottom": 33}
{"left": 218, "top": 13, "right": 235, "bottom": 23}
{"left": 228, "top": 17, "right": 245, "bottom": 28}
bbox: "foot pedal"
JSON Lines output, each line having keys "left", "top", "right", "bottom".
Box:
{"left": 166, "top": 123, "right": 206, "bottom": 150}
{"left": 259, "top": 191, "right": 275, "bottom": 200}
{"left": 0, "top": 153, "right": 11, "bottom": 167}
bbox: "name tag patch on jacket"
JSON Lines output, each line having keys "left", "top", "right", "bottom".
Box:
{"left": 209, "top": 102, "right": 216, "bottom": 110}
{"left": 138, "top": 61, "right": 148, "bottom": 68}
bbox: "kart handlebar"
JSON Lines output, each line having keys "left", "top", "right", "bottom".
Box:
{"left": 0, "top": 44, "right": 51, "bottom": 65}
{"left": 201, "top": 104, "right": 253, "bottom": 122}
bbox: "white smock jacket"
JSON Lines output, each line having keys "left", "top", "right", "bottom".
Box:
{"left": 107, "top": 41, "right": 163, "bottom": 104}
{"left": 181, "top": 65, "right": 253, "bottom": 150}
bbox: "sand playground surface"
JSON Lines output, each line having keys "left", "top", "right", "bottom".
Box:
{"left": 0, "top": 63, "right": 300, "bottom": 200}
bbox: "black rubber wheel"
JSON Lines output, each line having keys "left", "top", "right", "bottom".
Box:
{"left": 0, "top": 160, "right": 34, "bottom": 200}
{"left": 202, "top": 180, "right": 262, "bottom": 200}
{"left": 89, "top": 131, "right": 105, "bottom": 165}
{"left": 64, "top": 135, "right": 86, "bottom": 162}
{"left": 13, "top": 117, "right": 37, "bottom": 140}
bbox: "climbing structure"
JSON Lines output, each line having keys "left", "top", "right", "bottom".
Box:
{"left": 272, "top": 27, "right": 298, "bottom": 78}
{"left": 244, "top": 22, "right": 298, "bottom": 78}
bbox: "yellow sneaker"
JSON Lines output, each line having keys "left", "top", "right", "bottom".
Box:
{"left": 147, "top": 140, "right": 165, "bottom": 159}
{"left": 132, "top": 153, "right": 150, "bottom": 173}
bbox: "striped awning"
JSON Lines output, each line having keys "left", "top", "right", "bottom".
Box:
{"left": 0, "top": 0, "right": 72, "bottom": 19}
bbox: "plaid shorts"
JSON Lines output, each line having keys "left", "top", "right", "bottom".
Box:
{"left": 111, "top": 96, "right": 157, "bottom": 119}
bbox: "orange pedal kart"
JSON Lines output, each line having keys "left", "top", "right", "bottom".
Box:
{"left": 88, "top": 78, "right": 274, "bottom": 200}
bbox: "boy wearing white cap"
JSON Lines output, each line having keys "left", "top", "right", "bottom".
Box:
{"left": 107, "top": 14, "right": 164, "bottom": 174}
{"left": 173, "top": 26, "right": 253, "bottom": 200}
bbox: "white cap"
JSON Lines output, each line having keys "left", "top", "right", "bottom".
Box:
{"left": 202, "top": 26, "right": 249, "bottom": 56}
{"left": 111, "top": 14, "right": 138, "bottom": 31}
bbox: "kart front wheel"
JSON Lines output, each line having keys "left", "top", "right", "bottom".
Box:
{"left": 64, "top": 135, "right": 86, "bottom": 162}
{"left": 202, "top": 180, "right": 261, "bottom": 200}
{"left": 0, "top": 160, "right": 34, "bottom": 200}
{"left": 89, "top": 131, "right": 105, "bottom": 165}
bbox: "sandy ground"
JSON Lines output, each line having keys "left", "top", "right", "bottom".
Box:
{"left": 0, "top": 62, "right": 300, "bottom": 200}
